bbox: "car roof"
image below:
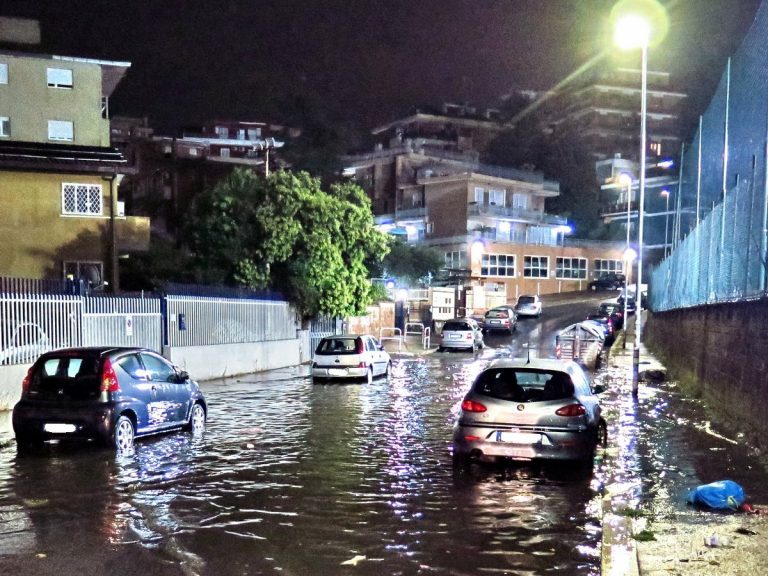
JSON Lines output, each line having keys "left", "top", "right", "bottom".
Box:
{"left": 483, "top": 357, "right": 582, "bottom": 372}
{"left": 320, "top": 334, "right": 367, "bottom": 339}
{"left": 39, "top": 346, "right": 153, "bottom": 358}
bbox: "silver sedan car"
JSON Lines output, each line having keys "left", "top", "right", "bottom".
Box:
{"left": 452, "top": 358, "right": 606, "bottom": 463}
{"left": 311, "top": 334, "right": 391, "bottom": 384}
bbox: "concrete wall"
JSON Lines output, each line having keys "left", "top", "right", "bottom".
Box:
{"left": 0, "top": 337, "right": 305, "bottom": 411}
{"left": 646, "top": 298, "right": 768, "bottom": 451}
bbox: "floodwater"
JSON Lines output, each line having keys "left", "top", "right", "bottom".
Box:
{"left": 1, "top": 295, "right": 765, "bottom": 575}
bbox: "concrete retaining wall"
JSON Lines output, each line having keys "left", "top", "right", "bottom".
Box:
{"left": 646, "top": 297, "right": 768, "bottom": 450}
{"left": 0, "top": 336, "right": 306, "bottom": 411}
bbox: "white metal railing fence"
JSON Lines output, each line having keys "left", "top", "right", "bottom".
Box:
{"left": 165, "top": 295, "right": 297, "bottom": 347}
{"left": 82, "top": 295, "right": 162, "bottom": 352}
{"left": 0, "top": 292, "right": 81, "bottom": 365}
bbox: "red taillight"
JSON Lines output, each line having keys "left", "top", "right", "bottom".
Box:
{"left": 358, "top": 362, "right": 367, "bottom": 368}
{"left": 356, "top": 338, "right": 364, "bottom": 354}
{"left": 22, "top": 367, "right": 33, "bottom": 393}
{"left": 555, "top": 404, "right": 587, "bottom": 417}
{"left": 101, "top": 359, "right": 120, "bottom": 393}
{"left": 555, "top": 343, "right": 561, "bottom": 359}
{"left": 466, "top": 333, "right": 473, "bottom": 340}
{"left": 461, "top": 399, "right": 487, "bottom": 413}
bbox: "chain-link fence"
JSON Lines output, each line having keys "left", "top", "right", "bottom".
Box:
{"left": 652, "top": 2, "right": 768, "bottom": 311}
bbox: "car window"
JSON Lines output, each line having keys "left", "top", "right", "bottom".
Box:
{"left": 140, "top": 353, "right": 177, "bottom": 382}
{"left": 116, "top": 353, "right": 147, "bottom": 380}
{"left": 518, "top": 296, "right": 535, "bottom": 305}
{"left": 41, "top": 357, "right": 83, "bottom": 378}
{"left": 443, "top": 321, "right": 469, "bottom": 331}
{"left": 316, "top": 338, "right": 357, "bottom": 354}
{"left": 475, "top": 368, "right": 574, "bottom": 401}
{"left": 485, "top": 310, "right": 509, "bottom": 319}
{"left": 365, "top": 337, "right": 377, "bottom": 352}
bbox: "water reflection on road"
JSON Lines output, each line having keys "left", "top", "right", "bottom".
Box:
{"left": 0, "top": 347, "right": 607, "bottom": 576}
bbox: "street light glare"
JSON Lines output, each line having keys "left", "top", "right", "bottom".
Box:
{"left": 614, "top": 14, "right": 651, "bottom": 50}
{"left": 618, "top": 173, "right": 633, "bottom": 187}
{"left": 624, "top": 247, "right": 638, "bottom": 261}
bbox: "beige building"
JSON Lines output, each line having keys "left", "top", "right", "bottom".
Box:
{"left": 0, "top": 17, "right": 148, "bottom": 290}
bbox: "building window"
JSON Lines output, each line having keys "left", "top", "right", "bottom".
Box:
{"left": 0, "top": 117, "right": 9, "bottom": 137}
{"left": 489, "top": 189, "right": 505, "bottom": 206}
{"left": 481, "top": 253, "right": 515, "bottom": 277}
{"left": 473, "top": 187, "right": 484, "bottom": 204}
{"left": 411, "top": 191, "right": 422, "bottom": 207}
{"left": 593, "top": 259, "right": 624, "bottom": 276}
{"left": 248, "top": 128, "right": 262, "bottom": 140}
{"left": 512, "top": 193, "right": 528, "bottom": 210}
{"left": 46, "top": 67, "right": 73, "bottom": 88}
{"left": 215, "top": 126, "right": 228, "bottom": 138}
{"left": 64, "top": 261, "right": 104, "bottom": 287}
{"left": 444, "top": 251, "right": 466, "bottom": 270}
{"left": 220, "top": 148, "right": 230, "bottom": 158}
{"left": 62, "top": 183, "right": 103, "bottom": 216}
{"left": 237, "top": 129, "right": 246, "bottom": 140}
{"left": 0, "top": 62, "right": 7, "bottom": 84}
{"left": 48, "top": 120, "right": 74, "bottom": 141}
{"left": 524, "top": 255, "right": 549, "bottom": 278}
{"left": 556, "top": 257, "right": 588, "bottom": 279}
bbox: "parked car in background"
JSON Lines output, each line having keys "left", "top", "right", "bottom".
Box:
{"left": 482, "top": 306, "right": 518, "bottom": 334}
{"left": 587, "top": 272, "right": 626, "bottom": 291}
{"left": 452, "top": 358, "right": 607, "bottom": 464}
{"left": 12, "top": 347, "right": 207, "bottom": 453}
{"left": 0, "top": 322, "right": 50, "bottom": 365}
{"left": 439, "top": 318, "right": 484, "bottom": 352}
{"left": 594, "top": 301, "right": 624, "bottom": 330}
{"left": 312, "top": 334, "right": 391, "bottom": 383}
{"left": 514, "top": 295, "right": 542, "bottom": 318}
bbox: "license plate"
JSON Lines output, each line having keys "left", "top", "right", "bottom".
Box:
{"left": 449, "top": 334, "right": 461, "bottom": 339}
{"left": 328, "top": 368, "right": 348, "bottom": 376}
{"left": 497, "top": 431, "right": 541, "bottom": 444}
{"left": 491, "top": 320, "right": 501, "bottom": 324}
{"left": 44, "top": 423, "right": 76, "bottom": 434}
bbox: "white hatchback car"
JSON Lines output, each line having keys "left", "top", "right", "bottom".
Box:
{"left": 439, "top": 318, "right": 484, "bottom": 351}
{"left": 312, "top": 334, "right": 391, "bottom": 384}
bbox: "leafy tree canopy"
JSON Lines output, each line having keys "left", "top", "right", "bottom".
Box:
{"left": 186, "top": 168, "right": 389, "bottom": 319}
{"left": 368, "top": 238, "right": 445, "bottom": 287}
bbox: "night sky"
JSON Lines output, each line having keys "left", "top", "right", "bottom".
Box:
{"left": 2, "top": 0, "right": 763, "bottom": 135}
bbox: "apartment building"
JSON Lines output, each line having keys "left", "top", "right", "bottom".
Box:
{"left": 0, "top": 17, "right": 148, "bottom": 290}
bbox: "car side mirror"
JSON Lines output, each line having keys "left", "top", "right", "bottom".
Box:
{"left": 593, "top": 383, "right": 606, "bottom": 394}
{"left": 176, "top": 370, "right": 189, "bottom": 382}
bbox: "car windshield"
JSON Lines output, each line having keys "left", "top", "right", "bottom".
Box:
{"left": 517, "top": 296, "right": 536, "bottom": 305}
{"left": 474, "top": 368, "right": 574, "bottom": 402}
{"left": 443, "top": 321, "right": 470, "bottom": 331}
{"left": 599, "top": 304, "right": 619, "bottom": 314}
{"left": 485, "top": 310, "right": 509, "bottom": 319}
{"left": 316, "top": 338, "right": 359, "bottom": 354}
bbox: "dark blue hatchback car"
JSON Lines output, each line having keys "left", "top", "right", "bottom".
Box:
{"left": 12, "top": 347, "right": 207, "bottom": 453}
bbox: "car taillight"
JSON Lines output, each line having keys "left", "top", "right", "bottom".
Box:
{"left": 101, "top": 359, "right": 120, "bottom": 393}
{"left": 555, "top": 343, "right": 561, "bottom": 359}
{"left": 21, "top": 367, "right": 33, "bottom": 393}
{"left": 461, "top": 399, "right": 487, "bottom": 413}
{"left": 555, "top": 404, "right": 587, "bottom": 417}
{"left": 466, "top": 333, "right": 473, "bottom": 340}
{"left": 358, "top": 362, "right": 367, "bottom": 368}
{"left": 356, "top": 338, "right": 364, "bottom": 354}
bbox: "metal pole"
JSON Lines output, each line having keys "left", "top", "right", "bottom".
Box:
{"left": 761, "top": 118, "right": 768, "bottom": 292}
{"left": 664, "top": 193, "right": 669, "bottom": 257}
{"left": 674, "top": 141, "right": 685, "bottom": 249}
{"left": 632, "top": 41, "right": 648, "bottom": 397}
{"left": 697, "top": 115, "right": 703, "bottom": 225}
{"left": 720, "top": 58, "right": 731, "bottom": 253}
{"left": 623, "top": 180, "right": 631, "bottom": 349}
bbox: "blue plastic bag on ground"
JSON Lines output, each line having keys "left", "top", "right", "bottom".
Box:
{"left": 687, "top": 480, "right": 745, "bottom": 510}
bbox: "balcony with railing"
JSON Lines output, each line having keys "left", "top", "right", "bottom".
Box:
{"left": 467, "top": 203, "right": 567, "bottom": 226}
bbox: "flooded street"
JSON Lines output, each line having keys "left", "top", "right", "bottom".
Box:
{"left": 1, "top": 295, "right": 766, "bottom": 575}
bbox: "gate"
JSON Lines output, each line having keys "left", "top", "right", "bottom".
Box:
{"left": 81, "top": 295, "right": 163, "bottom": 352}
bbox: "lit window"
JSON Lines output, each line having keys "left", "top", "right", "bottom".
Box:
{"left": 247, "top": 128, "right": 261, "bottom": 139}
{"left": 524, "top": 255, "right": 549, "bottom": 278}
{"left": 220, "top": 148, "right": 230, "bottom": 158}
{"left": 556, "top": 257, "right": 587, "bottom": 279}
{"left": 444, "top": 251, "right": 467, "bottom": 269}
{"left": 0, "top": 62, "right": 7, "bottom": 84}
{"left": 481, "top": 253, "right": 515, "bottom": 277}
{"left": 512, "top": 193, "right": 528, "bottom": 210}
{"left": 473, "top": 187, "right": 484, "bottom": 204}
{"left": 0, "top": 117, "right": 9, "bottom": 137}
{"left": 47, "top": 67, "right": 73, "bottom": 88}
{"left": 62, "top": 183, "right": 103, "bottom": 216}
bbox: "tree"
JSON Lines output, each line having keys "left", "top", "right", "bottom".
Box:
{"left": 368, "top": 238, "right": 445, "bottom": 286}
{"left": 186, "top": 168, "right": 389, "bottom": 319}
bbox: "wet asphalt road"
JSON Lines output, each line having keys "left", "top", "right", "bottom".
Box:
{"left": 2, "top": 293, "right": 765, "bottom": 576}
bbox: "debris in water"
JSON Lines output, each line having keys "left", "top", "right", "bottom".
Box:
{"left": 341, "top": 555, "right": 367, "bottom": 566}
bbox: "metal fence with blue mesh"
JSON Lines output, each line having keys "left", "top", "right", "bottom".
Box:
{"left": 652, "top": 2, "right": 768, "bottom": 311}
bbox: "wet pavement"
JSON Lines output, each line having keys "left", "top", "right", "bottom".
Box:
{"left": 0, "top": 294, "right": 766, "bottom": 575}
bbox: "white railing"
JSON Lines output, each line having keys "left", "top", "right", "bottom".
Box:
{"left": 379, "top": 326, "right": 402, "bottom": 352}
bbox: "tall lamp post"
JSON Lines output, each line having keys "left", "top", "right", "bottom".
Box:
{"left": 660, "top": 189, "right": 670, "bottom": 257}
{"left": 614, "top": 10, "right": 651, "bottom": 397}
{"left": 618, "top": 173, "right": 633, "bottom": 348}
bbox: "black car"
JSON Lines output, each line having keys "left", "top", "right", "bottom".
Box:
{"left": 587, "top": 273, "right": 626, "bottom": 291}
{"left": 591, "top": 301, "right": 625, "bottom": 330}
{"left": 12, "top": 347, "right": 207, "bottom": 453}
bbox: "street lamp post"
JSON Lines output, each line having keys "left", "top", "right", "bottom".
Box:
{"left": 661, "top": 189, "right": 670, "bottom": 257}
{"left": 614, "top": 11, "right": 651, "bottom": 397}
{"left": 618, "top": 173, "right": 633, "bottom": 349}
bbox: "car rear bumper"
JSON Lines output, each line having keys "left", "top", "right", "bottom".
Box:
{"left": 12, "top": 401, "right": 116, "bottom": 443}
{"left": 452, "top": 424, "right": 596, "bottom": 461}
{"left": 312, "top": 366, "right": 369, "bottom": 381}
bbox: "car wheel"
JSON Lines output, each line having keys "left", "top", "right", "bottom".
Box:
{"left": 15, "top": 435, "right": 41, "bottom": 454}
{"left": 188, "top": 403, "right": 206, "bottom": 435}
{"left": 114, "top": 415, "right": 135, "bottom": 452}
{"left": 384, "top": 361, "right": 391, "bottom": 378}
{"left": 366, "top": 367, "right": 373, "bottom": 384}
